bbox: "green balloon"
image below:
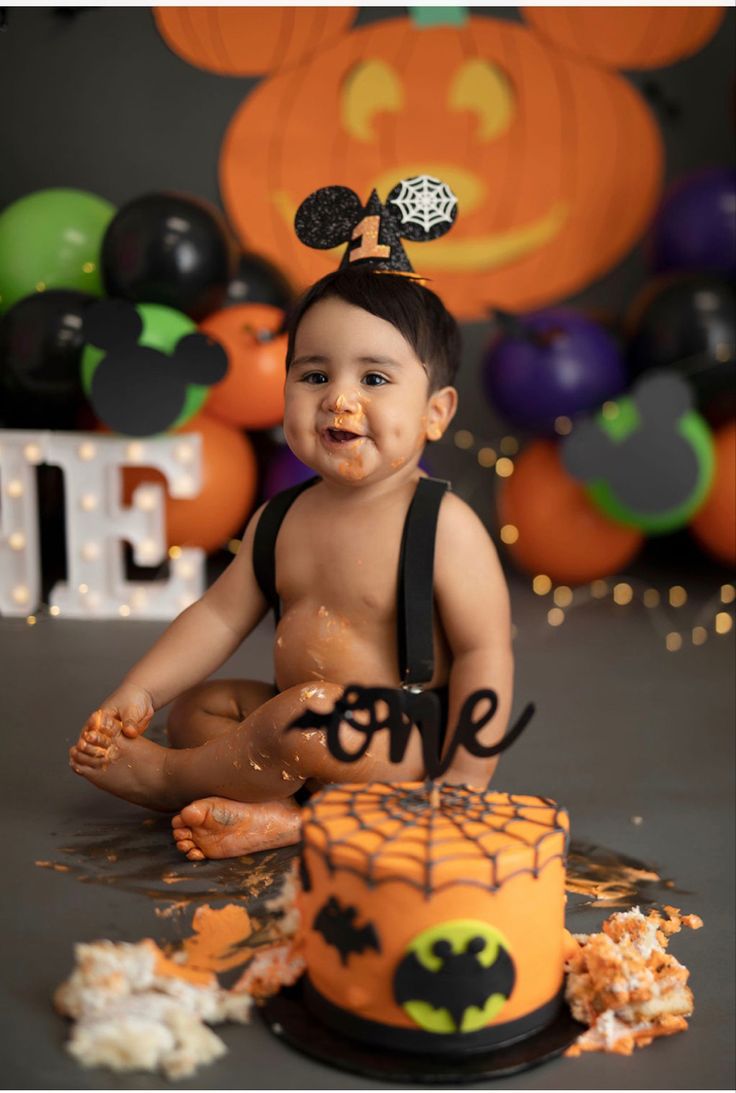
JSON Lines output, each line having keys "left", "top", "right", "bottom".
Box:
{"left": 0, "top": 188, "right": 116, "bottom": 313}
{"left": 586, "top": 398, "right": 715, "bottom": 535}
{"left": 81, "top": 303, "right": 211, "bottom": 433}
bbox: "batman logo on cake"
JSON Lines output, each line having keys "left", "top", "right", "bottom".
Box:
{"left": 313, "top": 896, "right": 381, "bottom": 966}
{"left": 393, "top": 921, "right": 516, "bottom": 1034}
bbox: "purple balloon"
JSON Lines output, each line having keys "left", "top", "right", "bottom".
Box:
{"left": 649, "top": 167, "right": 736, "bottom": 277}
{"left": 482, "top": 308, "right": 627, "bottom": 434}
{"left": 262, "top": 445, "right": 314, "bottom": 499}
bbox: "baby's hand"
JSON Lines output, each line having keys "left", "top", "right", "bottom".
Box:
{"left": 94, "top": 683, "right": 155, "bottom": 739}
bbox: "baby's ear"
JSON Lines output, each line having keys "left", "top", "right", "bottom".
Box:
{"left": 634, "top": 371, "right": 692, "bottom": 426}
{"left": 427, "top": 385, "right": 458, "bottom": 440}
{"left": 295, "top": 186, "right": 364, "bottom": 249}
{"left": 84, "top": 299, "right": 142, "bottom": 351}
{"left": 172, "top": 333, "right": 229, "bottom": 386}
{"left": 562, "top": 418, "right": 613, "bottom": 482}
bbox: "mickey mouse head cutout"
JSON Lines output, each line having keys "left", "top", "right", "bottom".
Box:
{"left": 294, "top": 176, "right": 458, "bottom": 274}
{"left": 562, "top": 371, "right": 715, "bottom": 535}
{"left": 82, "top": 299, "right": 227, "bottom": 437}
{"left": 162, "top": 7, "right": 724, "bottom": 320}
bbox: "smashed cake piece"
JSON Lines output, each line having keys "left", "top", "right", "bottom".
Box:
{"left": 564, "top": 905, "right": 703, "bottom": 1056}
{"left": 232, "top": 942, "right": 305, "bottom": 1000}
{"left": 231, "top": 862, "right": 306, "bottom": 1000}
{"left": 54, "top": 938, "right": 252, "bottom": 1079}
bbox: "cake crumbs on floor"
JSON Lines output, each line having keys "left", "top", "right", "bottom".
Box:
{"left": 564, "top": 904, "right": 703, "bottom": 1056}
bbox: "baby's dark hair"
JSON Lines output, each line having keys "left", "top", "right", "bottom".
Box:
{"left": 285, "top": 268, "right": 461, "bottom": 390}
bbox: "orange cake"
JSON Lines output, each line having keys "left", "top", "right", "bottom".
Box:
{"left": 296, "top": 781, "right": 570, "bottom": 1054}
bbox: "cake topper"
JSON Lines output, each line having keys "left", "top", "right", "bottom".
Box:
{"left": 287, "top": 685, "right": 534, "bottom": 785}
{"left": 294, "top": 175, "right": 458, "bottom": 275}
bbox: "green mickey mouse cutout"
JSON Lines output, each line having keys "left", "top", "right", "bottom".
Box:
{"left": 81, "top": 299, "right": 227, "bottom": 437}
{"left": 562, "top": 372, "right": 714, "bottom": 535}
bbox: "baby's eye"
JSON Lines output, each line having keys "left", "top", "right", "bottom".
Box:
{"left": 362, "top": 373, "right": 388, "bottom": 387}
{"left": 301, "top": 371, "right": 328, "bottom": 384}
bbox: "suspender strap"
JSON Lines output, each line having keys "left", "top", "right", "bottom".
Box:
{"left": 397, "top": 477, "right": 450, "bottom": 687}
{"left": 252, "top": 476, "right": 320, "bottom": 624}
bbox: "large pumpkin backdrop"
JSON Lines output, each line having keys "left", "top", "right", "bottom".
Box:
{"left": 157, "top": 7, "right": 724, "bottom": 321}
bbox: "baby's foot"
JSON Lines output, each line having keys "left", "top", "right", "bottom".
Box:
{"left": 69, "top": 710, "right": 122, "bottom": 770}
{"left": 171, "top": 798, "right": 302, "bottom": 861}
{"left": 69, "top": 711, "right": 175, "bottom": 810}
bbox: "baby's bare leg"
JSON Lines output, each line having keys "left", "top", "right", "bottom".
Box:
{"left": 166, "top": 679, "right": 277, "bottom": 748}
{"left": 165, "top": 678, "right": 297, "bottom": 859}
{"left": 70, "top": 682, "right": 425, "bottom": 815}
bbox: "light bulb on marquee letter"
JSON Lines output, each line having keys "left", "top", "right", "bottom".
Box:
{"left": 0, "top": 432, "right": 42, "bottom": 617}
{"left": 0, "top": 429, "right": 207, "bottom": 620}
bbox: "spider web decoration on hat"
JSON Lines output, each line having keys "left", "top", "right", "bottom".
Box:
{"left": 294, "top": 175, "right": 459, "bottom": 276}
{"left": 301, "top": 783, "right": 569, "bottom": 898}
{"left": 389, "top": 176, "right": 458, "bottom": 234}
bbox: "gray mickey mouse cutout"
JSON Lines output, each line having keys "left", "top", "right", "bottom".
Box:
{"left": 562, "top": 371, "right": 715, "bottom": 534}
{"left": 83, "top": 299, "right": 228, "bottom": 437}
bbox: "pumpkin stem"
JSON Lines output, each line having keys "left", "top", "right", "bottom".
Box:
{"left": 410, "top": 7, "right": 469, "bottom": 29}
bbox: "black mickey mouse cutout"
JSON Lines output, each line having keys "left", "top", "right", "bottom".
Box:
{"left": 82, "top": 299, "right": 228, "bottom": 437}
{"left": 295, "top": 175, "right": 458, "bottom": 274}
{"left": 562, "top": 371, "right": 715, "bottom": 534}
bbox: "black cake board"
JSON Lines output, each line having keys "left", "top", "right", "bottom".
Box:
{"left": 260, "top": 978, "right": 586, "bottom": 1084}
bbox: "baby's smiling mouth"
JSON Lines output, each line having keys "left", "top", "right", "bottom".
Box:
{"left": 324, "top": 428, "right": 365, "bottom": 445}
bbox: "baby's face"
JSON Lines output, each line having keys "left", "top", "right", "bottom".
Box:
{"left": 284, "top": 297, "right": 440, "bottom": 486}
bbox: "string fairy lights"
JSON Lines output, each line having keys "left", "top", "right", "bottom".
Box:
{"left": 448, "top": 424, "right": 735, "bottom": 652}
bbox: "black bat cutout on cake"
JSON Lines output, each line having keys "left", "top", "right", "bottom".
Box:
{"left": 313, "top": 896, "right": 381, "bottom": 966}
{"left": 295, "top": 176, "right": 458, "bottom": 274}
{"left": 83, "top": 298, "right": 228, "bottom": 436}
{"left": 394, "top": 936, "right": 516, "bottom": 1032}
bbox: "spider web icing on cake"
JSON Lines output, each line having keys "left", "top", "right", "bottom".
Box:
{"left": 302, "top": 783, "right": 569, "bottom": 897}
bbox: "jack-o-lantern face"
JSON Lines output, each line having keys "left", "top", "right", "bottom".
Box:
{"left": 220, "top": 16, "right": 663, "bottom": 319}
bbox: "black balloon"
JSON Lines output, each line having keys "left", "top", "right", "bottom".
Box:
{"left": 101, "top": 192, "right": 237, "bottom": 321}
{"left": 225, "top": 251, "right": 296, "bottom": 311}
{"left": 626, "top": 273, "right": 736, "bottom": 425}
{"left": 0, "top": 289, "right": 94, "bottom": 428}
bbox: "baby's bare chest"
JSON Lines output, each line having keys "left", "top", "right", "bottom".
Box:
{"left": 275, "top": 506, "right": 406, "bottom": 620}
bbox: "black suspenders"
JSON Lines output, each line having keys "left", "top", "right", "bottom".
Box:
{"left": 252, "top": 476, "right": 319, "bottom": 624}
{"left": 252, "top": 475, "right": 450, "bottom": 685}
{"left": 396, "top": 477, "right": 449, "bottom": 687}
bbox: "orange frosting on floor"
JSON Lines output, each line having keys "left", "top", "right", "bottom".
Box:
{"left": 179, "top": 904, "right": 253, "bottom": 974}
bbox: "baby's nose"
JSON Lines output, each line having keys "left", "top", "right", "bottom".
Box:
{"left": 324, "top": 388, "right": 360, "bottom": 413}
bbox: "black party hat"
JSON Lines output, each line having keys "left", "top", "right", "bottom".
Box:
{"left": 294, "top": 175, "right": 458, "bottom": 276}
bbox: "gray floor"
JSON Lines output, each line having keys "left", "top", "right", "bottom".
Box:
{"left": 1, "top": 561, "right": 734, "bottom": 1090}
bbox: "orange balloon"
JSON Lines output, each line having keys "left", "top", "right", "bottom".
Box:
{"left": 497, "top": 439, "right": 643, "bottom": 585}
{"left": 201, "top": 303, "right": 287, "bottom": 429}
{"left": 690, "top": 420, "right": 736, "bottom": 567}
{"left": 123, "top": 412, "right": 258, "bottom": 553}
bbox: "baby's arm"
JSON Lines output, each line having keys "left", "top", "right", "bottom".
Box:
{"left": 433, "top": 493, "right": 514, "bottom": 788}
{"left": 88, "top": 503, "right": 270, "bottom": 737}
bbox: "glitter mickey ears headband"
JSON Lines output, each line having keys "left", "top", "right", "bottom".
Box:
{"left": 294, "top": 175, "right": 458, "bottom": 276}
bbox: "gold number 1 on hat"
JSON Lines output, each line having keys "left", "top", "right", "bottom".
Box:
{"left": 350, "top": 215, "right": 391, "bottom": 262}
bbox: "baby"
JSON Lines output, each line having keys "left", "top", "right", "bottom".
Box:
{"left": 70, "top": 268, "right": 513, "bottom": 861}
